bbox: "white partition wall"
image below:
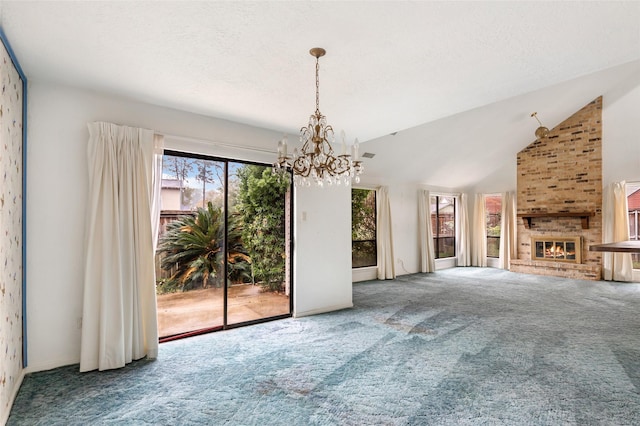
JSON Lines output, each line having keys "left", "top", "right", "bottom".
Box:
{"left": 294, "top": 184, "right": 352, "bottom": 317}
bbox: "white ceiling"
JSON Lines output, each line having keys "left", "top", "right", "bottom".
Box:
{"left": 1, "top": 1, "right": 639, "bottom": 188}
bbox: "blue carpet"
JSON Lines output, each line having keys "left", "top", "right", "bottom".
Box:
{"left": 8, "top": 268, "right": 640, "bottom": 425}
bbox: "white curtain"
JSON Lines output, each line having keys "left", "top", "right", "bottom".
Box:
{"left": 376, "top": 186, "right": 396, "bottom": 279}
{"left": 498, "top": 192, "right": 517, "bottom": 270}
{"left": 457, "top": 193, "right": 471, "bottom": 266}
{"left": 471, "top": 194, "right": 487, "bottom": 267}
{"left": 80, "top": 122, "right": 160, "bottom": 372}
{"left": 418, "top": 189, "right": 436, "bottom": 272}
{"left": 603, "top": 181, "right": 633, "bottom": 282}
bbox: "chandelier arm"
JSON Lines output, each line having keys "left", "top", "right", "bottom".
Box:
{"left": 291, "top": 157, "right": 310, "bottom": 177}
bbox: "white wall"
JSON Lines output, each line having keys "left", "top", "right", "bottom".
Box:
{"left": 602, "top": 75, "right": 640, "bottom": 186}
{"left": 387, "top": 183, "right": 421, "bottom": 274}
{"left": 350, "top": 179, "right": 465, "bottom": 282}
{"left": 294, "top": 184, "right": 352, "bottom": 316}
{"left": 26, "top": 82, "right": 352, "bottom": 371}
{"left": 352, "top": 178, "right": 423, "bottom": 282}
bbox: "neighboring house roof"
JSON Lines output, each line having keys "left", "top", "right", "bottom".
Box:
{"left": 628, "top": 189, "right": 640, "bottom": 211}
{"left": 162, "top": 179, "right": 181, "bottom": 189}
{"left": 485, "top": 196, "right": 502, "bottom": 214}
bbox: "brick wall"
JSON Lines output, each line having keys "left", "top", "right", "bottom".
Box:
{"left": 511, "top": 97, "right": 603, "bottom": 280}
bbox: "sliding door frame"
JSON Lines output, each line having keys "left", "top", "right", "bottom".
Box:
{"left": 159, "top": 150, "right": 293, "bottom": 340}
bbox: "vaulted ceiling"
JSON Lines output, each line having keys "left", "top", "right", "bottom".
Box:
{"left": 2, "top": 1, "right": 639, "bottom": 188}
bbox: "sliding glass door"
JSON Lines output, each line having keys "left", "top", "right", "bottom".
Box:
{"left": 155, "top": 152, "right": 292, "bottom": 340}
{"left": 226, "top": 162, "right": 291, "bottom": 325}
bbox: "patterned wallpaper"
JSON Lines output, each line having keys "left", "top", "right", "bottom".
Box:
{"left": 0, "top": 38, "right": 24, "bottom": 418}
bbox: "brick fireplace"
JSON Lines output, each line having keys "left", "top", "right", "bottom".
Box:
{"left": 510, "top": 97, "right": 603, "bottom": 280}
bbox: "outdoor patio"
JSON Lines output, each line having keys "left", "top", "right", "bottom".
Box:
{"left": 157, "top": 284, "right": 290, "bottom": 337}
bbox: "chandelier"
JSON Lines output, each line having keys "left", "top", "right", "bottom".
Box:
{"left": 273, "top": 47, "right": 363, "bottom": 187}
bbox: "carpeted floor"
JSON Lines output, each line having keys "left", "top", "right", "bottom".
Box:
{"left": 8, "top": 268, "right": 640, "bottom": 425}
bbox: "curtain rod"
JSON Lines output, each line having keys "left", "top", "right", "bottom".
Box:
{"left": 156, "top": 132, "right": 277, "bottom": 155}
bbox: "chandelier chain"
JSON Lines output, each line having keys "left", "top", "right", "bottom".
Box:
{"left": 315, "top": 57, "right": 320, "bottom": 114}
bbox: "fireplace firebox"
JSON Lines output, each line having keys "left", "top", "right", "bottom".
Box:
{"left": 531, "top": 236, "right": 582, "bottom": 263}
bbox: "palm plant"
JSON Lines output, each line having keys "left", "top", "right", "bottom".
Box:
{"left": 226, "top": 212, "right": 252, "bottom": 285}
{"left": 157, "top": 202, "right": 250, "bottom": 292}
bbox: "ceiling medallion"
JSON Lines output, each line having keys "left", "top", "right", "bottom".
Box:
{"left": 273, "top": 48, "right": 363, "bottom": 187}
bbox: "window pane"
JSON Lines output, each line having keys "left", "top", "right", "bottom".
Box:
{"left": 352, "top": 189, "right": 376, "bottom": 268}
{"left": 485, "top": 195, "right": 502, "bottom": 258}
{"left": 228, "top": 163, "right": 290, "bottom": 325}
{"left": 156, "top": 154, "right": 226, "bottom": 337}
{"left": 437, "top": 237, "right": 455, "bottom": 258}
{"left": 438, "top": 197, "right": 455, "bottom": 238}
{"left": 487, "top": 236, "right": 500, "bottom": 258}
{"left": 352, "top": 241, "right": 377, "bottom": 268}
{"left": 431, "top": 195, "right": 456, "bottom": 259}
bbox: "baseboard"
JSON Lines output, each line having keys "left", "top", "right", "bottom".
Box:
{"left": 435, "top": 258, "right": 456, "bottom": 269}
{"left": 3, "top": 369, "right": 25, "bottom": 426}
{"left": 293, "top": 302, "right": 353, "bottom": 318}
{"left": 352, "top": 266, "right": 377, "bottom": 282}
{"left": 24, "top": 357, "right": 79, "bottom": 375}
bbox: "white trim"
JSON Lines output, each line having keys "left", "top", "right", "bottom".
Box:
{"left": 486, "top": 257, "right": 500, "bottom": 268}
{"left": 293, "top": 303, "right": 353, "bottom": 318}
{"left": 161, "top": 133, "right": 277, "bottom": 165}
{"left": 23, "top": 357, "right": 79, "bottom": 374}
{"left": 352, "top": 266, "right": 377, "bottom": 282}
{"left": 158, "top": 132, "right": 276, "bottom": 154}
{"left": 3, "top": 369, "right": 25, "bottom": 425}
{"left": 435, "top": 257, "right": 457, "bottom": 270}
{"left": 353, "top": 183, "right": 380, "bottom": 191}
{"left": 429, "top": 192, "right": 462, "bottom": 198}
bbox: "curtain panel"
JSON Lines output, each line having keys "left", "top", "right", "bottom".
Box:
{"left": 603, "top": 181, "right": 633, "bottom": 282}
{"left": 376, "top": 186, "right": 396, "bottom": 279}
{"left": 457, "top": 193, "right": 471, "bottom": 266}
{"left": 80, "top": 122, "right": 161, "bottom": 372}
{"left": 498, "top": 191, "right": 517, "bottom": 270}
{"left": 471, "top": 194, "right": 487, "bottom": 267}
{"left": 418, "top": 189, "right": 436, "bottom": 272}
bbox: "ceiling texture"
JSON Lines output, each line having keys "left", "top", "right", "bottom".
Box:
{"left": 1, "top": 1, "right": 639, "bottom": 188}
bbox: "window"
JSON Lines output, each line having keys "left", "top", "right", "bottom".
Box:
{"left": 352, "top": 188, "right": 377, "bottom": 268}
{"left": 627, "top": 182, "right": 640, "bottom": 269}
{"left": 485, "top": 194, "right": 502, "bottom": 258}
{"left": 431, "top": 195, "right": 456, "bottom": 259}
